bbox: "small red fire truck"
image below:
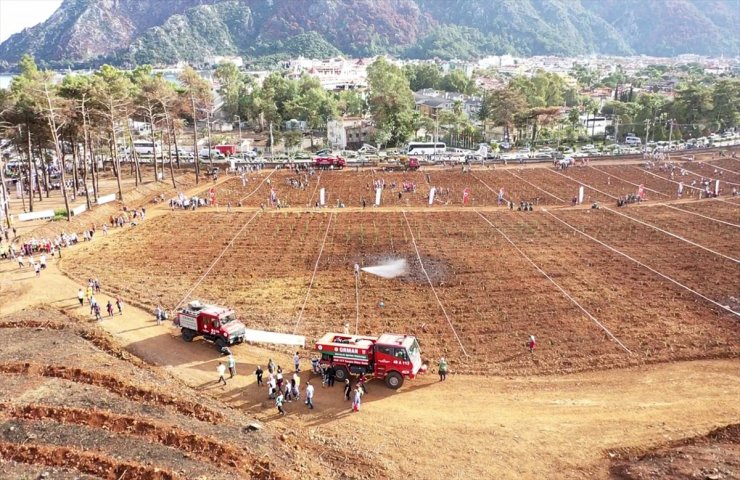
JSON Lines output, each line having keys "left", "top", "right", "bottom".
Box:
{"left": 314, "top": 332, "right": 426, "bottom": 389}
{"left": 175, "top": 301, "right": 247, "bottom": 352}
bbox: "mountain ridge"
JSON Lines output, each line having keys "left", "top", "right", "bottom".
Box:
{"left": 0, "top": 0, "right": 737, "bottom": 68}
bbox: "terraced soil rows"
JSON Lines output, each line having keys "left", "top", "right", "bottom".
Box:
{"left": 487, "top": 212, "right": 739, "bottom": 367}
{"left": 562, "top": 166, "right": 670, "bottom": 200}
{"left": 554, "top": 209, "right": 740, "bottom": 305}
{"left": 615, "top": 205, "right": 739, "bottom": 259}
{"left": 515, "top": 168, "right": 613, "bottom": 204}
{"left": 670, "top": 200, "right": 740, "bottom": 225}
{"left": 593, "top": 165, "right": 680, "bottom": 198}
{"left": 0, "top": 418, "right": 234, "bottom": 480}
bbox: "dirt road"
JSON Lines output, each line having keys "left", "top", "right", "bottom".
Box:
{"left": 1, "top": 254, "right": 737, "bottom": 479}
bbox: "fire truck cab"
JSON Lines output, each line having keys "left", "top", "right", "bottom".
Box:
{"left": 314, "top": 332, "right": 425, "bottom": 389}
{"left": 175, "top": 301, "right": 246, "bottom": 352}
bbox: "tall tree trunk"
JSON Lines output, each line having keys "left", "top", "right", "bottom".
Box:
{"left": 125, "top": 125, "right": 140, "bottom": 186}
{"left": 0, "top": 157, "right": 12, "bottom": 228}
{"left": 80, "top": 102, "right": 93, "bottom": 209}
{"left": 70, "top": 139, "right": 78, "bottom": 201}
{"left": 164, "top": 116, "right": 177, "bottom": 189}
{"left": 34, "top": 143, "right": 46, "bottom": 201}
{"left": 109, "top": 119, "right": 123, "bottom": 201}
{"left": 25, "top": 126, "right": 34, "bottom": 212}
{"left": 190, "top": 95, "right": 200, "bottom": 184}
{"left": 147, "top": 112, "right": 159, "bottom": 183}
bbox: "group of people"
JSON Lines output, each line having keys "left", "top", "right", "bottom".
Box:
{"left": 77, "top": 279, "right": 123, "bottom": 321}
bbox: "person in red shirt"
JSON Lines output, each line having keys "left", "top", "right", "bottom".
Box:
{"left": 528, "top": 335, "right": 537, "bottom": 353}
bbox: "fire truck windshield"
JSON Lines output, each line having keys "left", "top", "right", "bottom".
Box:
{"left": 220, "top": 313, "right": 236, "bottom": 324}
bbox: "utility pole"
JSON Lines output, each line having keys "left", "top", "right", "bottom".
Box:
{"left": 668, "top": 119, "right": 674, "bottom": 149}
{"left": 614, "top": 116, "right": 619, "bottom": 145}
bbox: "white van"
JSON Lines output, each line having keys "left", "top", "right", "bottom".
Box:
{"left": 130, "top": 140, "right": 160, "bottom": 156}
{"left": 625, "top": 136, "right": 641, "bottom": 146}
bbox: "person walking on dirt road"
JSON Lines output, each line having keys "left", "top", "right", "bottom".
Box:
{"left": 438, "top": 357, "right": 448, "bottom": 381}
{"left": 34, "top": 262, "right": 40, "bottom": 277}
{"left": 227, "top": 354, "right": 236, "bottom": 378}
{"left": 217, "top": 362, "right": 227, "bottom": 386}
{"left": 106, "top": 300, "right": 114, "bottom": 317}
{"left": 276, "top": 392, "right": 286, "bottom": 416}
{"left": 93, "top": 303, "right": 102, "bottom": 321}
{"left": 255, "top": 365, "right": 264, "bottom": 386}
{"left": 305, "top": 381, "right": 315, "bottom": 409}
{"left": 77, "top": 288, "right": 84, "bottom": 306}
{"left": 268, "top": 358, "right": 275, "bottom": 374}
{"left": 116, "top": 296, "right": 123, "bottom": 315}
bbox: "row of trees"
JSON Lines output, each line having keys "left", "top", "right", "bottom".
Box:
{"left": 0, "top": 56, "right": 224, "bottom": 218}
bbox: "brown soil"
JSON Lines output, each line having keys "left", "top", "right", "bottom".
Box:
{"left": 1, "top": 154, "right": 738, "bottom": 479}
{"left": 610, "top": 424, "right": 740, "bottom": 479}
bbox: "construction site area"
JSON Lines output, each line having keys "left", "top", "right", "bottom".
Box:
{"left": 0, "top": 152, "right": 738, "bottom": 479}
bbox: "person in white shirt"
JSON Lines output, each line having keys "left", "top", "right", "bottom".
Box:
{"left": 305, "top": 381, "right": 315, "bottom": 409}
{"left": 293, "top": 352, "right": 300, "bottom": 372}
{"left": 216, "top": 362, "right": 227, "bottom": 386}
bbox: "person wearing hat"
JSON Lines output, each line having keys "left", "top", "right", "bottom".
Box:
{"left": 438, "top": 357, "right": 448, "bottom": 381}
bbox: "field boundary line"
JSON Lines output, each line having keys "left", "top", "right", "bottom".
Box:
{"left": 546, "top": 169, "right": 618, "bottom": 200}
{"left": 679, "top": 166, "right": 740, "bottom": 187}
{"left": 292, "top": 213, "right": 334, "bottom": 334}
{"left": 589, "top": 166, "right": 669, "bottom": 197}
{"left": 402, "top": 211, "right": 469, "bottom": 357}
{"left": 475, "top": 211, "right": 633, "bottom": 355}
{"left": 175, "top": 210, "right": 261, "bottom": 310}
{"left": 307, "top": 173, "right": 322, "bottom": 207}
{"left": 634, "top": 167, "right": 705, "bottom": 192}
{"left": 470, "top": 173, "right": 511, "bottom": 203}
{"left": 681, "top": 158, "right": 740, "bottom": 175}
{"left": 355, "top": 273, "right": 360, "bottom": 335}
{"left": 661, "top": 203, "right": 740, "bottom": 228}
{"left": 543, "top": 210, "right": 740, "bottom": 317}
{"left": 603, "top": 207, "right": 739, "bottom": 263}
{"left": 238, "top": 167, "right": 278, "bottom": 203}
{"left": 506, "top": 170, "right": 567, "bottom": 203}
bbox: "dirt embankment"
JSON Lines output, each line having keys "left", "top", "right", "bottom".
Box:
{"left": 609, "top": 424, "right": 740, "bottom": 479}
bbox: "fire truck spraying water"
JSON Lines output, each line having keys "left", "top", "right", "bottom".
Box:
{"left": 315, "top": 332, "right": 426, "bottom": 389}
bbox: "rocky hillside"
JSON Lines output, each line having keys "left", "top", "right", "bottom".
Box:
{"left": 0, "top": 0, "right": 737, "bottom": 67}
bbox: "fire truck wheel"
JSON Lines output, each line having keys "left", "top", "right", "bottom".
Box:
{"left": 385, "top": 372, "right": 404, "bottom": 389}
{"left": 215, "top": 338, "right": 227, "bottom": 351}
{"left": 181, "top": 329, "right": 194, "bottom": 342}
{"left": 333, "top": 366, "right": 349, "bottom": 382}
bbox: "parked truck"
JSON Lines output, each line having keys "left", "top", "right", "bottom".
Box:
{"left": 175, "top": 301, "right": 246, "bottom": 352}
{"left": 314, "top": 332, "right": 426, "bottom": 389}
{"left": 382, "top": 156, "right": 420, "bottom": 171}
{"left": 313, "top": 155, "right": 346, "bottom": 169}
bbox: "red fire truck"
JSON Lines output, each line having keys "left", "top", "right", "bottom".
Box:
{"left": 313, "top": 156, "right": 346, "bottom": 169}
{"left": 314, "top": 333, "right": 426, "bottom": 389}
{"left": 175, "top": 301, "right": 247, "bottom": 352}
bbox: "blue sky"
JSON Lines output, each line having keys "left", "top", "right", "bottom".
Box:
{"left": 0, "top": 0, "right": 62, "bottom": 42}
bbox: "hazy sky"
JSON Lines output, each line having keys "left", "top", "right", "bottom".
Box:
{"left": 0, "top": 0, "right": 62, "bottom": 42}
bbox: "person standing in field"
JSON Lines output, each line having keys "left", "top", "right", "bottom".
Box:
{"left": 106, "top": 300, "right": 114, "bottom": 317}
{"left": 255, "top": 365, "right": 264, "bottom": 386}
{"left": 344, "top": 379, "right": 351, "bottom": 401}
{"left": 217, "top": 362, "right": 227, "bottom": 386}
{"left": 305, "top": 381, "right": 315, "bottom": 409}
{"left": 115, "top": 296, "right": 123, "bottom": 315}
{"left": 227, "top": 354, "right": 236, "bottom": 378}
{"left": 438, "top": 357, "right": 448, "bottom": 381}
{"left": 77, "top": 288, "right": 85, "bottom": 306}
{"left": 352, "top": 385, "right": 362, "bottom": 412}
{"left": 528, "top": 335, "right": 537, "bottom": 353}
{"left": 293, "top": 351, "right": 300, "bottom": 372}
